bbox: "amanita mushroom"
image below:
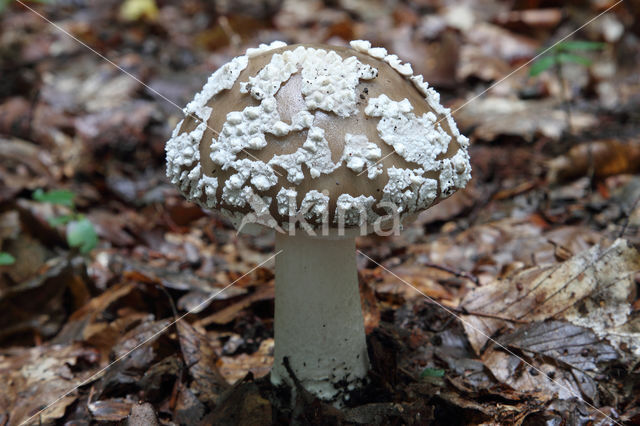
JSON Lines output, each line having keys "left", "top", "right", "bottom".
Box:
{"left": 166, "top": 40, "right": 471, "bottom": 403}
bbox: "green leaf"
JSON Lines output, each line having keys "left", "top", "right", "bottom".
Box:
{"left": 529, "top": 55, "right": 556, "bottom": 76}
{"left": 33, "top": 188, "right": 75, "bottom": 207}
{"left": 556, "top": 52, "right": 592, "bottom": 67}
{"left": 66, "top": 218, "right": 98, "bottom": 253}
{"left": 555, "top": 40, "right": 605, "bottom": 52}
{"left": 48, "top": 214, "right": 75, "bottom": 227}
{"left": 420, "top": 367, "right": 445, "bottom": 378}
{"left": 0, "top": 252, "right": 15, "bottom": 266}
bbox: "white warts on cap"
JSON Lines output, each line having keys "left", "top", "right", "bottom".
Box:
{"left": 335, "top": 194, "right": 378, "bottom": 226}
{"left": 166, "top": 40, "right": 472, "bottom": 230}
{"left": 365, "top": 94, "right": 451, "bottom": 173}
{"left": 300, "top": 50, "right": 377, "bottom": 117}
{"left": 185, "top": 56, "right": 249, "bottom": 121}
{"left": 269, "top": 126, "right": 336, "bottom": 184}
{"left": 276, "top": 188, "right": 298, "bottom": 216}
{"left": 381, "top": 166, "right": 438, "bottom": 214}
{"left": 210, "top": 97, "right": 281, "bottom": 168}
{"left": 349, "top": 40, "right": 413, "bottom": 77}
{"left": 410, "top": 74, "right": 470, "bottom": 149}
{"left": 300, "top": 190, "right": 330, "bottom": 222}
{"left": 245, "top": 40, "right": 288, "bottom": 58}
{"left": 222, "top": 158, "right": 279, "bottom": 207}
{"left": 276, "top": 188, "right": 329, "bottom": 225}
{"left": 341, "top": 134, "right": 383, "bottom": 179}
{"left": 214, "top": 45, "right": 379, "bottom": 199}
{"left": 439, "top": 149, "right": 472, "bottom": 197}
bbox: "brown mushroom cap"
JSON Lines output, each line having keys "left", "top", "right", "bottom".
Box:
{"left": 166, "top": 41, "right": 471, "bottom": 230}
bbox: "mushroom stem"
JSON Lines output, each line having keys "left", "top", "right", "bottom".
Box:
{"left": 271, "top": 231, "right": 369, "bottom": 403}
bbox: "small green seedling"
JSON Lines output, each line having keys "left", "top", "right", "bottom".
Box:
{"left": 530, "top": 40, "right": 604, "bottom": 136}
{"left": 33, "top": 189, "right": 98, "bottom": 254}
{"left": 0, "top": 252, "right": 15, "bottom": 266}
{"left": 530, "top": 40, "right": 605, "bottom": 77}
{"left": 420, "top": 367, "right": 445, "bottom": 378}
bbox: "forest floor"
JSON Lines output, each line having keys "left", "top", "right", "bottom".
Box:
{"left": 1, "top": 0, "right": 640, "bottom": 425}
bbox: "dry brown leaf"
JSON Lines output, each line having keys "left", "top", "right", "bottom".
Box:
{"left": 483, "top": 321, "right": 618, "bottom": 402}
{"left": 0, "top": 256, "right": 85, "bottom": 345}
{"left": 88, "top": 398, "right": 134, "bottom": 422}
{"left": 464, "top": 23, "right": 539, "bottom": 63}
{"left": 457, "top": 43, "right": 511, "bottom": 81}
{"left": 128, "top": 402, "right": 159, "bottom": 426}
{"left": 177, "top": 321, "right": 230, "bottom": 405}
{"left": 196, "top": 281, "right": 274, "bottom": 326}
{"left": 494, "top": 8, "right": 563, "bottom": 31}
{"left": 460, "top": 239, "right": 640, "bottom": 356}
{"left": 0, "top": 343, "right": 100, "bottom": 425}
{"left": 547, "top": 139, "right": 640, "bottom": 183}
{"left": 218, "top": 338, "right": 274, "bottom": 385}
{"left": 389, "top": 26, "right": 460, "bottom": 88}
{"left": 455, "top": 97, "right": 598, "bottom": 142}
{"left": 53, "top": 282, "right": 140, "bottom": 358}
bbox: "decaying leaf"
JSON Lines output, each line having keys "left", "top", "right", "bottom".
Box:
{"left": 0, "top": 256, "right": 87, "bottom": 345}
{"left": 128, "top": 402, "right": 160, "bottom": 426}
{"left": 2, "top": 0, "right": 640, "bottom": 424}
{"left": 218, "top": 338, "right": 274, "bottom": 385}
{"left": 494, "top": 8, "right": 563, "bottom": 30}
{"left": 91, "top": 318, "right": 173, "bottom": 401}
{"left": 0, "top": 137, "right": 59, "bottom": 201}
{"left": 455, "top": 97, "right": 597, "bottom": 141}
{"left": 0, "top": 343, "right": 100, "bottom": 425}
{"left": 483, "top": 320, "right": 618, "bottom": 402}
{"left": 547, "top": 139, "right": 640, "bottom": 183}
{"left": 195, "top": 281, "right": 274, "bottom": 326}
{"left": 460, "top": 238, "right": 640, "bottom": 355}
{"left": 177, "top": 321, "right": 230, "bottom": 406}
{"left": 88, "top": 398, "right": 134, "bottom": 422}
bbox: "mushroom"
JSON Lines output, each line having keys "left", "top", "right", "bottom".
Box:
{"left": 165, "top": 40, "right": 471, "bottom": 404}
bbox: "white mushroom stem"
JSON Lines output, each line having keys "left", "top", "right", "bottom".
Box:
{"left": 270, "top": 231, "right": 369, "bottom": 402}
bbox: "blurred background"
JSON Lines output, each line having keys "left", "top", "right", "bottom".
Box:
{"left": 1, "top": 0, "right": 639, "bottom": 424}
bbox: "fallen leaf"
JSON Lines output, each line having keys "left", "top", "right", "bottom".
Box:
{"left": 494, "top": 8, "right": 563, "bottom": 31}
{"left": 460, "top": 239, "right": 640, "bottom": 357}
{"left": 464, "top": 23, "right": 539, "bottom": 63}
{"left": 482, "top": 320, "right": 618, "bottom": 402}
{"left": 196, "top": 281, "right": 274, "bottom": 326}
{"left": 177, "top": 321, "right": 230, "bottom": 405}
{"left": 547, "top": 139, "right": 640, "bottom": 183}
{"left": 128, "top": 402, "right": 159, "bottom": 426}
{"left": 204, "top": 381, "right": 273, "bottom": 426}
{"left": 0, "top": 256, "right": 87, "bottom": 345}
{"left": 455, "top": 97, "right": 598, "bottom": 142}
{"left": 174, "top": 386, "right": 207, "bottom": 425}
{"left": 218, "top": 338, "right": 274, "bottom": 385}
{"left": 0, "top": 343, "right": 100, "bottom": 425}
{"left": 88, "top": 398, "right": 134, "bottom": 422}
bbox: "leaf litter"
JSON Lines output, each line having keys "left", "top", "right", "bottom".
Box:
{"left": 1, "top": 0, "right": 640, "bottom": 424}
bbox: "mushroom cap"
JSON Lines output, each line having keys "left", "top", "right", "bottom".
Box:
{"left": 166, "top": 41, "right": 471, "bottom": 232}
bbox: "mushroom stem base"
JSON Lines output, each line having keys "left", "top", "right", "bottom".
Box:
{"left": 271, "top": 231, "right": 369, "bottom": 403}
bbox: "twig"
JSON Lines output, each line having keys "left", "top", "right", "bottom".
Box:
{"left": 421, "top": 262, "right": 480, "bottom": 286}
{"left": 154, "top": 282, "right": 179, "bottom": 321}
{"left": 618, "top": 192, "right": 640, "bottom": 238}
{"left": 557, "top": 60, "right": 574, "bottom": 137}
{"left": 451, "top": 306, "right": 529, "bottom": 324}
